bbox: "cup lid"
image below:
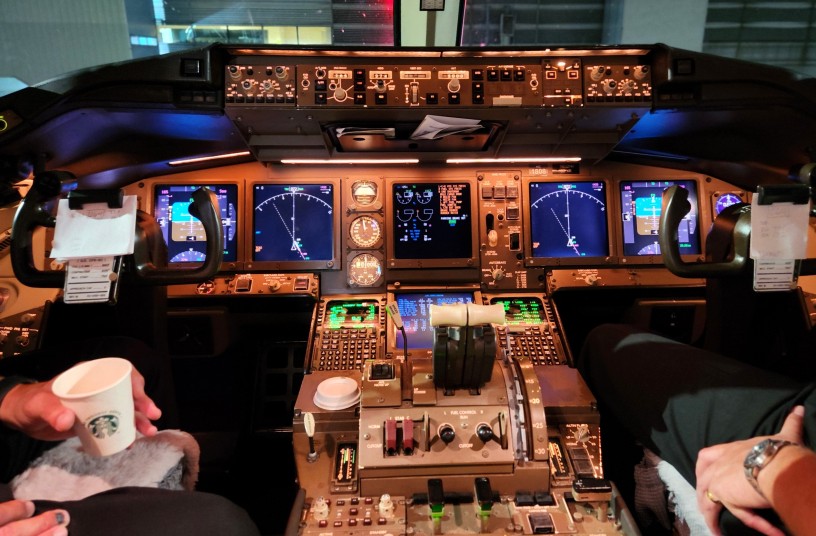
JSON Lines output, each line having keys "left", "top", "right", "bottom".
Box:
{"left": 313, "top": 377, "right": 360, "bottom": 410}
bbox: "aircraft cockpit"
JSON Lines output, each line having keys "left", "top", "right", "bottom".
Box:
{"left": 1, "top": 3, "right": 816, "bottom": 535}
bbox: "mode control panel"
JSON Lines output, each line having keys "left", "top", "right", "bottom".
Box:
{"left": 224, "top": 54, "right": 653, "bottom": 108}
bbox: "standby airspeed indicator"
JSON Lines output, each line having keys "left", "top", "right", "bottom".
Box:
{"left": 349, "top": 215, "right": 382, "bottom": 248}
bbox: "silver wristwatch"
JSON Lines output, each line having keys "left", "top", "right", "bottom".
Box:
{"left": 743, "top": 438, "right": 797, "bottom": 497}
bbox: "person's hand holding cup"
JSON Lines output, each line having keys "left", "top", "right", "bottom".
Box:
{"left": 51, "top": 357, "right": 136, "bottom": 456}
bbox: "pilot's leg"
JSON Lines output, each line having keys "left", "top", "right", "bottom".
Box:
{"left": 576, "top": 323, "right": 816, "bottom": 485}
{"left": 0, "top": 485, "right": 261, "bottom": 536}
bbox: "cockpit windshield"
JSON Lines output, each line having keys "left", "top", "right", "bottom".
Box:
{"left": 2, "top": 1, "right": 815, "bottom": 93}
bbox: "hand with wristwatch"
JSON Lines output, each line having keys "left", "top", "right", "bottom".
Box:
{"left": 695, "top": 405, "right": 815, "bottom": 536}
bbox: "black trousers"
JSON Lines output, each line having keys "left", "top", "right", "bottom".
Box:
{"left": 576, "top": 324, "right": 816, "bottom": 534}
{"left": 0, "top": 484, "right": 260, "bottom": 536}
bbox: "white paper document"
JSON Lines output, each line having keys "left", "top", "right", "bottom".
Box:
{"left": 749, "top": 198, "right": 809, "bottom": 260}
{"left": 63, "top": 256, "right": 117, "bottom": 304}
{"left": 749, "top": 197, "right": 810, "bottom": 291}
{"left": 50, "top": 196, "right": 138, "bottom": 260}
{"left": 410, "top": 115, "right": 483, "bottom": 140}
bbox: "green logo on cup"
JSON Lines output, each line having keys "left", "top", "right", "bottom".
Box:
{"left": 87, "top": 415, "right": 120, "bottom": 438}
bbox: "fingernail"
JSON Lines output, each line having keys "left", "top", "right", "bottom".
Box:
{"left": 55, "top": 410, "right": 75, "bottom": 431}
{"left": 793, "top": 405, "right": 805, "bottom": 416}
{"left": 55, "top": 510, "right": 69, "bottom": 524}
{"left": 23, "top": 500, "right": 35, "bottom": 516}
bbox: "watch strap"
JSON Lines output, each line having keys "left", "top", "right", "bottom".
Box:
{"left": 744, "top": 438, "right": 797, "bottom": 497}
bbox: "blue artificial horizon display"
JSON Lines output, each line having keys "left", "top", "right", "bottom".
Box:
{"left": 619, "top": 180, "right": 700, "bottom": 256}
{"left": 154, "top": 184, "right": 238, "bottom": 264}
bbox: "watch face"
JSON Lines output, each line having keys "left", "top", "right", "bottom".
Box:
{"left": 745, "top": 438, "right": 771, "bottom": 467}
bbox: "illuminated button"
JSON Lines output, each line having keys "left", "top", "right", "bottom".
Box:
{"left": 426, "top": 93, "right": 438, "bottom": 104}
{"left": 333, "top": 521, "right": 343, "bottom": 527}
{"left": 363, "top": 518, "right": 373, "bottom": 526}
{"left": 487, "top": 69, "right": 499, "bottom": 81}
{"left": 378, "top": 518, "right": 387, "bottom": 525}
{"left": 500, "top": 68, "right": 512, "bottom": 81}
{"left": 375, "top": 93, "right": 387, "bottom": 105}
{"left": 348, "top": 519, "right": 358, "bottom": 526}
{"left": 315, "top": 79, "right": 327, "bottom": 91}
{"left": 471, "top": 68, "right": 484, "bottom": 80}
{"left": 514, "top": 68, "right": 525, "bottom": 81}
{"left": 448, "top": 93, "right": 460, "bottom": 104}
{"left": 315, "top": 93, "right": 327, "bottom": 104}
{"left": 235, "top": 278, "right": 253, "bottom": 292}
{"left": 294, "top": 277, "right": 310, "bottom": 290}
{"left": 481, "top": 185, "right": 493, "bottom": 198}
{"left": 318, "top": 520, "right": 327, "bottom": 528}
{"left": 354, "top": 93, "right": 366, "bottom": 105}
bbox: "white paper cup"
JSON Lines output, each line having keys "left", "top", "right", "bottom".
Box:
{"left": 51, "top": 357, "right": 135, "bottom": 457}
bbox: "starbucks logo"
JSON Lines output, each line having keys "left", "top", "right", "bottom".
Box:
{"left": 87, "top": 415, "right": 120, "bottom": 438}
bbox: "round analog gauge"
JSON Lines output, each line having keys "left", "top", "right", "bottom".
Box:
{"left": 348, "top": 253, "right": 382, "bottom": 287}
{"left": 351, "top": 181, "right": 378, "bottom": 206}
{"left": 714, "top": 192, "right": 743, "bottom": 216}
{"left": 349, "top": 215, "right": 382, "bottom": 248}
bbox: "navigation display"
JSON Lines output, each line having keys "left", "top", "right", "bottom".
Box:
{"left": 489, "top": 296, "right": 546, "bottom": 325}
{"left": 620, "top": 180, "right": 700, "bottom": 256}
{"left": 253, "top": 183, "right": 335, "bottom": 263}
{"left": 324, "top": 300, "right": 379, "bottom": 329}
{"left": 389, "top": 182, "right": 474, "bottom": 267}
{"left": 393, "top": 292, "right": 473, "bottom": 350}
{"left": 154, "top": 184, "right": 238, "bottom": 264}
{"left": 528, "top": 181, "right": 608, "bottom": 258}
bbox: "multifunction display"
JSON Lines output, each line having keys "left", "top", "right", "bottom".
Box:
{"left": 154, "top": 184, "right": 238, "bottom": 263}
{"left": 528, "top": 181, "right": 608, "bottom": 258}
{"left": 253, "top": 183, "right": 334, "bottom": 262}
{"left": 620, "top": 180, "right": 700, "bottom": 256}
{"left": 391, "top": 182, "right": 473, "bottom": 261}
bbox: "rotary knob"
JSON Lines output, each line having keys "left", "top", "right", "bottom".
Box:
{"left": 439, "top": 425, "right": 456, "bottom": 444}
{"left": 476, "top": 423, "right": 494, "bottom": 443}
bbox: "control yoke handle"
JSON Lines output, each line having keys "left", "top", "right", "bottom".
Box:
{"left": 133, "top": 186, "right": 223, "bottom": 284}
{"left": 11, "top": 183, "right": 223, "bottom": 287}
{"left": 659, "top": 185, "right": 749, "bottom": 277}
